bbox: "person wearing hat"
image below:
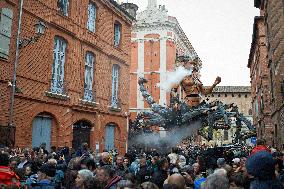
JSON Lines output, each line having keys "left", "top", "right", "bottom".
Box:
{"left": 246, "top": 151, "right": 284, "bottom": 189}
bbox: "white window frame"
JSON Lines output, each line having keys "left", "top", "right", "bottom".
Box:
{"left": 114, "top": 22, "right": 121, "bottom": 47}
{"left": 58, "top": 0, "right": 69, "bottom": 16}
{"left": 87, "top": 2, "right": 96, "bottom": 32}
{"left": 84, "top": 52, "right": 95, "bottom": 101}
{"left": 111, "top": 64, "right": 120, "bottom": 107}
{"left": 51, "top": 37, "right": 67, "bottom": 94}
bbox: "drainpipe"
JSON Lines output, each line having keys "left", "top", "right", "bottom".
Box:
{"left": 125, "top": 112, "right": 130, "bottom": 153}
{"left": 8, "top": 0, "right": 24, "bottom": 127}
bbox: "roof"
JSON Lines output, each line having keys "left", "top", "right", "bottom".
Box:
{"left": 109, "top": 0, "right": 136, "bottom": 21}
{"left": 210, "top": 86, "right": 251, "bottom": 93}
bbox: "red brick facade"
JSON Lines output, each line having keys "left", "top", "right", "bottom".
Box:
{"left": 0, "top": 0, "right": 133, "bottom": 154}
{"left": 254, "top": 0, "right": 284, "bottom": 149}
{"left": 248, "top": 16, "right": 273, "bottom": 146}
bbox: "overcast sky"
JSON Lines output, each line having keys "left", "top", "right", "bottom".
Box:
{"left": 124, "top": 0, "right": 259, "bottom": 86}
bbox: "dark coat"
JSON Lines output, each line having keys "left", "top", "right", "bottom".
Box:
{"left": 151, "top": 169, "right": 168, "bottom": 188}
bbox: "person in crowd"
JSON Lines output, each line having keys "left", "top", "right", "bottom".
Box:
{"left": 229, "top": 172, "right": 246, "bottom": 189}
{"left": 250, "top": 139, "right": 271, "bottom": 155}
{"left": 99, "top": 152, "right": 111, "bottom": 167}
{"left": 216, "top": 158, "right": 232, "bottom": 175}
{"left": 75, "top": 169, "right": 94, "bottom": 189}
{"left": 96, "top": 165, "right": 121, "bottom": 189}
{"left": 9, "top": 158, "right": 18, "bottom": 173}
{"left": 137, "top": 157, "right": 152, "bottom": 184}
{"left": 117, "top": 179, "right": 135, "bottom": 189}
{"left": 29, "top": 164, "right": 56, "bottom": 189}
{"left": 246, "top": 151, "right": 284, "bottom": 189}
{"left": 167, "top": 173, "right": 187, "bottom": 189}
{"left": 140, "top": 181, "right": 159, "bottom": 189}
{"left": 151, "top": 158, "right": 169, "bottom": 188}
{"left": 62, "top": 157, "right": 81, "bottom": 189}
{"left": 17, "top": 152, "right": 30, "bottom": 169}
{"left": 204, "top": 173, "right": 230, "bottom": 189}
{"left": 0, "top": 153, "right": 20, "bottom": 187}
{"left": 150, "top": 156, "right": 159, "bottom": 173}
{"left": 168, "top": 148, "right": 179, "bottom": 166}
{"left": 114, "top": 156, "right": 128, "bottom": 178}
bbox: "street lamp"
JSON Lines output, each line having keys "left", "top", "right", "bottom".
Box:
{"left": 19, "top": 20, "right": 47, "bottom": 49}
{"left": 35, "top": 21, "right": 46, "bottom": 35}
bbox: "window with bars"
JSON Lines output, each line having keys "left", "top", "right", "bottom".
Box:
{"left": 114, "top": 22, "right": 121, "bottom": 47}
{"left": 87, "top": 3, "right": 96, "bottom": 32}
{"left": 111, "top": 64, "right": 120, "bottom": 107}
{"left": 51, "top": 37, "right": 67, "bottom": 94}
{"left": 84, "top": 52, "right": 95, "bottom": 101}
{"left": 58, "top": 0, "right": 69, "bottom": 16}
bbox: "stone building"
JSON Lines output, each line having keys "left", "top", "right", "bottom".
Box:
{"left": 129, "top": 0, "right": 200, "bottom": 120}
{"left": 0, "top": 0, "right": 134, "bottom": 154}
{"left": 254, "top": 0, "right": 284, "bottom": 149}
{"left": 248, "top": 16, "right": 273, "bottom": 146}
{"left": 201, "top": 86, "right": 253, "bottom": 146}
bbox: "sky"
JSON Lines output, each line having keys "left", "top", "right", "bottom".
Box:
{"left": 123, "top": 0, "right": 259, "bottom": 86}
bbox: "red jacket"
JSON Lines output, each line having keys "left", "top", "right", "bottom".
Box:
{"left": 0, "top": 166, "right": 20, "bottom": 187}
{"left": 250, "top": 145, "right": 271, "bottom": 155}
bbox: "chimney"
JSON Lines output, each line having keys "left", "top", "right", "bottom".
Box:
{"left": 120, "top": 3, "right": 139, "bottom": 19}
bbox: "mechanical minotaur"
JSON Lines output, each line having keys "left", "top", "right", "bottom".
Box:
{"left": 171, "top": 57, "right": 221, "bottom": 107}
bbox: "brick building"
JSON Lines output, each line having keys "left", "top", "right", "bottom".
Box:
{"left": 247, "top": 16, "right": 273, "bottom": 146}
{"left": 129, "top": 0, "right": 201, "bottom": 120}
{"left": 253, "top": 0, "right": 284, "bottom": 149}
{"left": 0, "top": 0, "right": 134, "bottom": 154}
{"left": 201, "top": 86, "right": 253, "bottom": 146}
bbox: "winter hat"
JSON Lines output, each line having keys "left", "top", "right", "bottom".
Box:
{"left": 246, "top": 151, "right": 275, "bottom": 180}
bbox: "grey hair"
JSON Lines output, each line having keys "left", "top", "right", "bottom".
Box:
{"left": 213, "top": 168, "right": 227, "bottom": 176}
{"left": 205, "top": 173, "right": 229, "bottom": 189}
{"left": 117, "top": 180, "right": 134, "bottom": 188}
{"left": 78, "top": 169, "right": 94, "bottom": 181}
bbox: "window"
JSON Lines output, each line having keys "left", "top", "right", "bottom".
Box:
{"left": 254, "top": 99, "right": 259, "bottom": 116}
{"left": 51, "top": 37, "right": 67, "bottom": 94}
{"left": 224, "top": 130, "right": 228, "bottom": 141}
{"left": 87, "top": 3, "right": 96, "bottom": 32}
{"left": 58, "top": 0, "right": 69, "bottom": 16}
{"left": 84, "top": 52, "right": 95, "bottom": 101}
{"left": 105, "top": 124, "right": 115, "bottom": 151}
{"left": 111, "top": 64, "right": 120, "bottom": 107}
{"left": 114, "top": 22, "right": 121, "bottom": 47}
{"left": 0, "top": 8, "right": 13, "bottom": 59}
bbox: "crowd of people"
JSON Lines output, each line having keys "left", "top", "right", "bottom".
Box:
{"left": 0, "top": 139, "right": 284, "bottom": 189}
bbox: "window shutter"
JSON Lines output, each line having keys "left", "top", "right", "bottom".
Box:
{"left": 0, "top": 8, "right": 13, "bottom": 59}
